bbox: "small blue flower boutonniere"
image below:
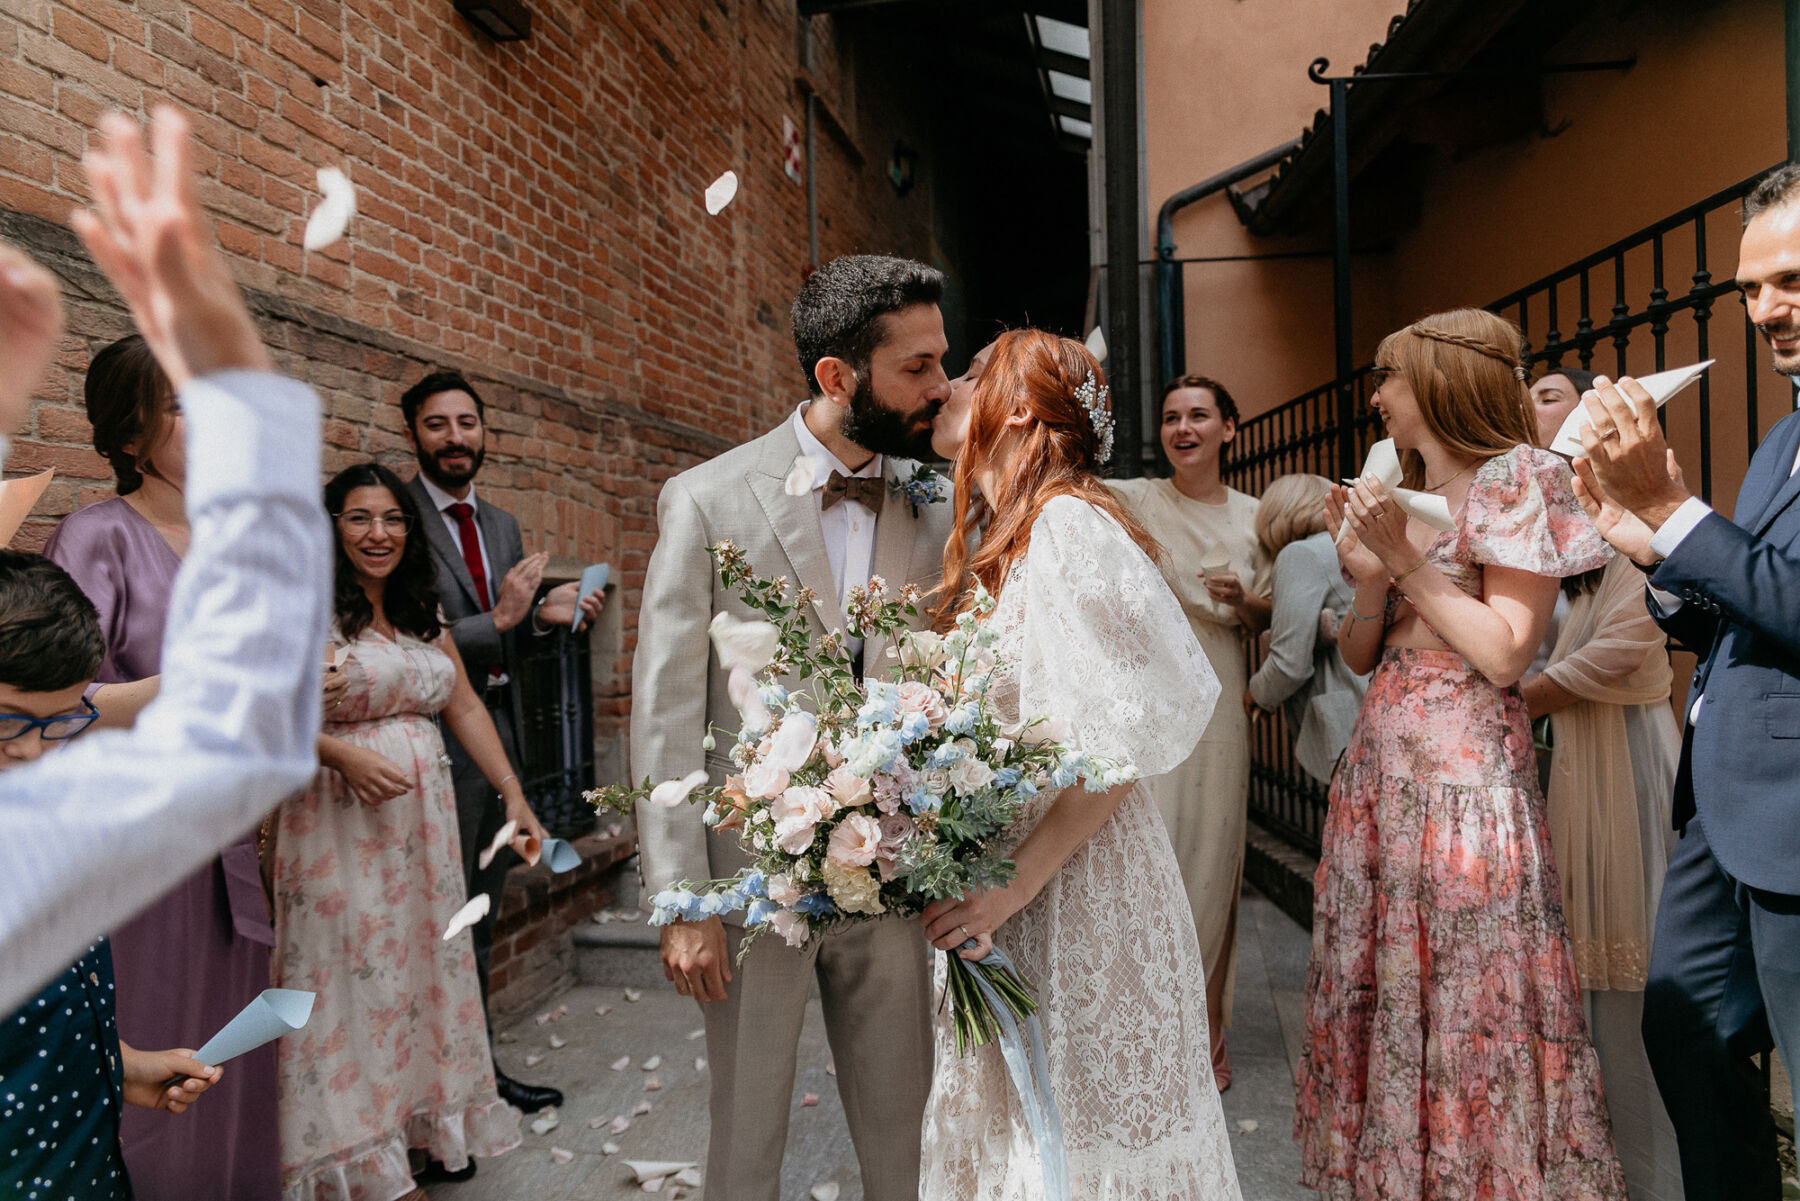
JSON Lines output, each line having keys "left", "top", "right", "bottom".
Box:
{"left": 888, "top": 463, "right": 947, "bottom": 516}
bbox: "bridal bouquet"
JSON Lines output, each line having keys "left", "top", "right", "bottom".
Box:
{"left": 587, "top": 541, "right": 1133, "bottom": 1056}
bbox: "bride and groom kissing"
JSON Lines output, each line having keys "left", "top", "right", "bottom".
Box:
{"left": 632, "top": 255, "right": 1240, "bottom": 1200}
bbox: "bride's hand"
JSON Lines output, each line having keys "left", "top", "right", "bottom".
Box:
{"left": 920, "top": 885, "right": 1024, "bottom": 960}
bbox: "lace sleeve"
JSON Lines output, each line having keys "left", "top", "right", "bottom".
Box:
{"left": 1457, "top": 444, "right": 1613, "bottom": 577}
{"left": 1015, "top": 496, "right": 1220, "bottom": 778}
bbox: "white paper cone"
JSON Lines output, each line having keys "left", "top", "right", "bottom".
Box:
{"left": 193, "top": 988, "right": 315, "bottom": 1066}
{"left": 1549, "top": 360, "right": 1714, "bottom": 457}
{"left": 1339, "top": 438, "right": 1458, "bottom": 535}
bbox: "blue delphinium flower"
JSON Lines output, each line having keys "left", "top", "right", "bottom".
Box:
{"left": 857, "top": 680, "right": 900, "bottom": 727}
{"left": 926, "top": 742, "right": 964, "bottom": 769}
{"left": 650, "top": 887, "right": 704, "bottom": 925}
{"left": 845, "top": 728, "right": 904, "bottom": 777}
{"left": 758, "top": 683, "right": 790, "bottom": 709}
{"left": 905, "top": 786, "right": 943, "bottom": 816}
{"left": 994, "top": 767, "right": 1022, "bottom": 787}
{"left": 944, "top": 705, "right": 978, "bottom": 735}
{"left": 794, "top": 891, "right": 838, "bottom": 918}
{"left": 739, "top": 869, "right": 768, "bottom": 899}
{"left": 744, "top": 898, "right": 779, "bottom": 926}
{"left": 898, "top": 710, "right": 931, "bottom": 744}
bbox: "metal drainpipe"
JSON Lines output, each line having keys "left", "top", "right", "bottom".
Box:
{"left": 1153, "top": 138, "right": 1302, "bottom": 386}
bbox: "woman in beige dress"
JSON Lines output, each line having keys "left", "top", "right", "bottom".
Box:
{"left": 1108, "top": 374, "right": 1270, "bottom": 1090}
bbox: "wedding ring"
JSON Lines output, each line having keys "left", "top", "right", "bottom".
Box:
{"left": 961, "top": 924, "right": 971, "bottom": 938}
{"left": 1599, "top": 426, "right": 1621, "bottom": 440}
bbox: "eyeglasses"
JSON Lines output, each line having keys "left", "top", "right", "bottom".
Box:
{"left": 0, "top": 697, "right": 99, "bottom": 743}
{"left": 335, "top": 511, "right": 414, "bottom": 534}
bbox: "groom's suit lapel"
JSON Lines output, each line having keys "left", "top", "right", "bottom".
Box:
{"left": 745, "top": 424, "right": 843, "bottom": 636}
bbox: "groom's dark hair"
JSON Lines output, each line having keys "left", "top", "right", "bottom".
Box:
{"left": 791, "top": 255, "right": 945, "bottom": 397}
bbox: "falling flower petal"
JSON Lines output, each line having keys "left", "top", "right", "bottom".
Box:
{"left": 727, "top": 666, "right": 772, "bottom": 731}
{"left": 529, "top": 1109, "right": 559, "bottom": 1135}
{"left": 642, "top": 1055, "right": 662, "bottom": 1071}
{"left": 610, "top": 1055, "right": 631, "bottom": 1071}
{"left": 766, "top": 711, "right": 818, "bottom": 774}
{"left": 686, "top": 1027, "right": 705, "bottom": 1041}
{"left": 785, "top": 454, "right": 820, "bottom": 497}
{"left": 609, "top": 1115, "right": 632, "bottom": 1134}
{"left": 593, "top": 910, "right": 614, "bottom": 924}
{"left": 825, "top": 1062, "right": 836, "bottom": 1077}
{"left": 524, "top": 1052, "right": 546, "bottom": 1068}
{"left": 623, "top": 988, "right": 643, "bottom": 1003}
{"left": 550, "top": 1146, "right": 575, "bottom": 1164}
{"left": 1084, "top": 325, "right": 1107, "bottom": 362}
{"left": 649, "top": 769, "right": 710, "bottom": 809}
{"left": 440, "top": 893, "right": 489, "bottom": 941}
{"left": 801, "top": 1093, "right": 820, "bottom": 1108}
{"left": 607, "top": 822, "right": 623, "bottom": 837}
{"left": 709, "top": 612, "right": 781, "bottom": 675}
{"left": 644, "top": 1076, "right": 662, "bottom": 1092}
{"left": 704, "top": 170, "right": 738, "bottom": 215}
{"left": 602, "top": 1140, "right": 621, "bottom": 1154}
{"left": 642, "top": 1180, "right": 666, "bottom": 1195}
{"left": 595, "top": 1005, "right": 614, "bottom": 1017}
{"left": 694, "top": 1057, "right": 707, "bottom": 1072}
{"left": 549, "top": 1034, "right": 567, "bottom": 1049}
{"left": 811, "top": 1184, "right": 840, "bottom": 1201}
{"left": 302, "top": 167, "right": 356, "bottom": 250}
{"left": 477, "top": 819, "right": 518, "bottom": 870}
{"left": 632, "top": 1099, "right": 653, "bottom": 1115}
{"left": 627, "top": 1160, "right": 700, "bottom": 1184}
{"left": 1236, "top": 1118, "right": 1260, "bottom": 1134}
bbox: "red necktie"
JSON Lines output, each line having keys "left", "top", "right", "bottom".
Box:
{"left": 445, "top": 503, "right": 491, "bottom": 611}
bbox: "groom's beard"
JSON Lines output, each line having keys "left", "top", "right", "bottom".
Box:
{"left": 839, "top": 373, "right": 938, "bottom": 460}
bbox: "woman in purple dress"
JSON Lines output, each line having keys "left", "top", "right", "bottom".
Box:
{"left": 44, "top": 334, "right": 283, "bottom": 1200}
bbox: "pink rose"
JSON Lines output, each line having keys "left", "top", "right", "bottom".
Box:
{"left": 826, "top": 812, "right": 883, "bottom": 867}
{"left": 769, "top": 908, "right": 809, "bottom": 948}
{"left": 874, "top": 813, "right": 918, "bottom": 880}
{"left": 871, "top": 762, "right": 918, "bottom": 815}
{"left": 742, "top": 760, "right": 790, "bottom": 799}
{"left": 824, "top": 764, "right": 873, "bottom": 810}
{"left": 767, "top": 874, "right": 801, "bottom": 906}
{"left": 895, "top": 680, "right": 949, "bottom": 729}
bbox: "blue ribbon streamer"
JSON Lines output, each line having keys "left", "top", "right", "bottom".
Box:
{"left": 954, "top": 940, "right": 1070, "bottom": 1200}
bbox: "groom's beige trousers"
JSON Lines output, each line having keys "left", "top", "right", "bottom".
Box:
{"left": 701, "top": 917, "right": 932, "bottom": 1201}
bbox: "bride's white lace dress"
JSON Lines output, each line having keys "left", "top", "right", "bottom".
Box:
{"left": 919, "top": 495, "right": 1242, "bottom": 1200}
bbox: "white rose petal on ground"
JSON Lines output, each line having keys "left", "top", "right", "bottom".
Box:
{"left": 694, "top": 1057, "right": 707, "bottom": 1072}
{"left": 1235, "top": 1118, "right": 1259, "bottom": 1134}
{"left": 497, "top": 1031, "right": 517, "bottom": 1044}
{"left": 610, "top": 1055, "right": 631, "bottom": 1071}
{"left": 595, "top": 1005, "right": 615, "bottom": 1017}
{"left": 784, "top": 454, "right": 821, "bottom": 497}
{"left": 704, "top": 170, "right": 739, "bottom": 215}
{"left": 476, "top": 819, "right": 518, "bottom": 870}
{"left": 649, "top": 769, "right": 710, "bottom": 809}
{"left": 523, "top": 1052, "right": 545, "bottom": 1068}
{"left": 801, "top": 1092, "right": 820, "bottom": 1108}
{"left": 440, "top": 893, "right": 489, "bottom": 941}
{"left": 686, "top": 1027, "right": 705, "bottom": 1041}
{"left": 535, "top": 1010, "right": 553, "bottom": 1025}
{"left": 642, "top": 1055, "right": 662, "bottom": 1071}
{"left": 550, "top": 1146, "right": 575, "bottom": 1165}
{"left": 302, "top": 167, "right": 356, "bottom": 250}
{"left": 627, "top": 1160, "right": 700, "bottom": 1184}
{"left": 529, "top": 1109, "right": 559, "bottom": 1135}
{"left": 624, "top": 987, "right": 643, "bottom": 1003}
{"left": 644, "top": 1076, "right": 662, "bottom": 1092}
{"left": 825, "top": 1062, "right": 836, "bottom": 1076}
{"left": 642, "top": 1178, "right": 665, "bottom": 1194}
{"left": 610, "top": 1116, "right": 632, "bottom": 1135}
{"left": 551, "top": 1005, "right": 568, "bottom": 1020}
{"left": 602, "top": 1140, "right": 621, "bottom": 1154}
{"left": 632, "top": 1099, "right": 653, "bottom": 1115}
{"left": 811, "top": 1183, "right": 841, "bottom": 1201}
{"left": 589, "top": 1115, "right": 611, "bottom": 1130}
{"left": 549, "top": 1034, "right": 567, "bottom": 1049}
{"left": 673, "top": 1168, "right": 704, "bottom": 1187}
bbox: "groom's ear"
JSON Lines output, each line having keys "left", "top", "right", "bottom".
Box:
{"left": 813, "top": 356, "right": 856, "bottom": 406}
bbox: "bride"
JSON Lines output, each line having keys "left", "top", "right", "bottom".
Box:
{"left": 916, "top": 329, "right": 1242, "bottom": 1199}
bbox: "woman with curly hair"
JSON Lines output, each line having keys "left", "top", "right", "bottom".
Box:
{"left": 916, "top": 331, "right": 1240, "bottom": 1200}
{"left": 270, "top": 462, "right": 530, "bottom": 1200}
{"left": 1295, "top": 309, "right": 1626, "bottom": 1198}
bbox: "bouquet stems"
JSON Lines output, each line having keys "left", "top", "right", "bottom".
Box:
{"left": 944, "top": 950, "right": 1039, "bottom": 1059}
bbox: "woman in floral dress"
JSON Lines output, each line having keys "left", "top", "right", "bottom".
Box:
{"left": 272, "top": 463, "right": 535, "bottom": 1201}
{"left": 1296, "top": 309, "right": 1626, "bottom": 1198}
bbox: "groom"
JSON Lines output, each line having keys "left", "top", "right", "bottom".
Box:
{"left": 633, "top": 254, "right": 955, "bottom": 1201}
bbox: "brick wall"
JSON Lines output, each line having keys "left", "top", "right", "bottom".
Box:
{"left": 1, "top": 0, "right": 940, "bottom": 764}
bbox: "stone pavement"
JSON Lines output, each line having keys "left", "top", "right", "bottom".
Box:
{"left": 430, "top": 885, "right": 1314, "bottom": 1201}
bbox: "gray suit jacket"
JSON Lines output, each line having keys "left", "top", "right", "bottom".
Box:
{"left": 631, "top": 419, "right": 955, "bottom": 914}
{"left": 406, "top": 472, "right": 526, "bottom": 748}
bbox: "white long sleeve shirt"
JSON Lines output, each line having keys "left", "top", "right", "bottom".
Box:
{"left": 0, "top": 370, "right": 330, "bottom": 1010}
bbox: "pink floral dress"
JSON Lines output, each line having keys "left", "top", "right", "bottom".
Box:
{"left": 1293, "top": 446, "right": 1627, "bottom": 1200}
{"left": 271, "top": 625, "right": 519, "bottom": 1200}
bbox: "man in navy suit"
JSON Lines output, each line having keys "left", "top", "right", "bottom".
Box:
{"left": 1573, "top": 163, "right": 1800, "bottom": 1200}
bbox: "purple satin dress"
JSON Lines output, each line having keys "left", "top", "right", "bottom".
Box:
{"left": 45, "top": 497, "right": 282, "bottom": 1200}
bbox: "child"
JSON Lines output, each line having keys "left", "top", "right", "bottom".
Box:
{"left": 0, "top": 550, "right": 221, "bottom": 1199}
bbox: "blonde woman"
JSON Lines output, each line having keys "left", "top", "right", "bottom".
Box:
{"left": 1295, "top": 309, "right": 1625, "bottom": 1199}
{"left": 1108, "top": 374, "right": 1270, "bottom": 1092}
{"left": 1244, "top": 474, "right": 1367, "bottom": 784}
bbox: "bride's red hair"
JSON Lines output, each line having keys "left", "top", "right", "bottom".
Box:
{"left": 933, "top": 328, "right": 1161, "bottom": 625}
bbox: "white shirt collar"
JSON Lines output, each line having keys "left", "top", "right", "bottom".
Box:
{"left": 792, "top": 402, "right": 882, "bottom": 490}
{"left": 417, "top": 471, "right": 478, "bottom": 515}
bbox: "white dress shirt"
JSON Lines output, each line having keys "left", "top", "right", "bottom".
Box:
{"left": 1645, "top": 427, "right": 1800, "bottom": 726}
{"left": 792, "top": 403, "right": 882, "bottom": 659}
{"left": 0, "top": 371, "right": 330, "bottom": 1009}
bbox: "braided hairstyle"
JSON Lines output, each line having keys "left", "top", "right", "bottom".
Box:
{"left": 1373, "top": 308, "right": 1536, "bottom": 488}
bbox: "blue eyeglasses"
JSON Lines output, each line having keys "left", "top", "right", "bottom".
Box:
{"left": 0, "top": 697, "right": 100, "bottom": 742}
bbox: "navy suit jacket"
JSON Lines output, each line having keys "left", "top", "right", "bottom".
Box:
{"left": 1648, "top": 408, "right": 1800, "bottom": 895}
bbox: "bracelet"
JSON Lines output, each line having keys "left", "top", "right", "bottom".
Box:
{"left": 1343, "top": 601, "right": 1383, "bottom": 624}
{"left": 498, "top": 773, "right": 518, "bottom": 788}
{"left": 1393, "top": 554, "right": 1431, "bottom": 586}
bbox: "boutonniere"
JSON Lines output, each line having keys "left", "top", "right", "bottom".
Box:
{"left": 888, "top": 463, "right": 948, "bottom": 515}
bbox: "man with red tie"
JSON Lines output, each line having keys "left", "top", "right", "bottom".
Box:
{"left": 401, "top": 371, "right": 601, "bottom": 1130}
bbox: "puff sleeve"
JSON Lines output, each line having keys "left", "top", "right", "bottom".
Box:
{"left": 1456, "top": 444, "right": 1613, "bottom": 578}
{"left": 1013, "top": 496, "right": 1220, "bottom": 778}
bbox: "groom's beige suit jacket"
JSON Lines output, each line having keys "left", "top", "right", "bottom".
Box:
{"left": 629, "top": 415, "right": 952, "bottom": 1201}
{"left": 633, "top": 417, "right": 954, "bottom": 901}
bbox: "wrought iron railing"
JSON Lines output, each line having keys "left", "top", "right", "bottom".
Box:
{"left": 1223, "top": 164, "right": 1784, "bottom": 856}
{"left": 514, "top": 626, "right": 598, "bottom": 841}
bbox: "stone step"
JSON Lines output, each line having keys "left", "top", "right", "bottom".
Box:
{"left": 574, "top": 914, "right": 667, "bottom": 988}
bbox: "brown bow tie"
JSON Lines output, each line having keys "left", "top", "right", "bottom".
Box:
{"left": 821, "top": 470, "right": 885, "bottom": 513}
